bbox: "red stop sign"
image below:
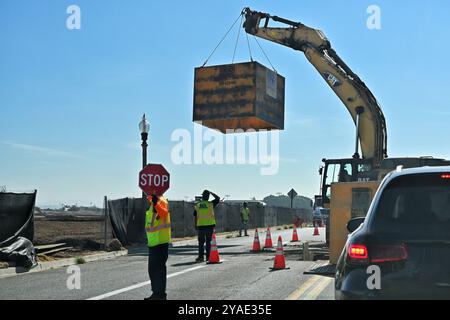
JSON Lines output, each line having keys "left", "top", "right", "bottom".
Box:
{"left": 139, "top": 164, "right": 170, "bottom": 196}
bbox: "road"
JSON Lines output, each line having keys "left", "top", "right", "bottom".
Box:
{"left": 0, "top": 227, "right": 334, "bottom": 300}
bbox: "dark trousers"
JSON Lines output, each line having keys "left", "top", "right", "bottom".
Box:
{"left": 197, "top": 227, "right": 214, "bottom": 259}
{"left": 239, "top": 220, "right": 249, "bottom": 236}
{"left": 148, "top": 243, "right": 169, "bottom": 298}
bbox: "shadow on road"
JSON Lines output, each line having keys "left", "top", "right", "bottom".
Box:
{"left": 170, "top": 261, "right": 204, "bottom": 267}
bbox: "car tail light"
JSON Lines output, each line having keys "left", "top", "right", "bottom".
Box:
{"left": 348, "top": 244, "right": 369, "bottom": 260}
{"left": 441, "top": 174, "right": 450, "bottom": 179}
{"left": 370, "top": 244, "right": 408, "bottom": 263}
{"left": 347, "top": 243, "right": 408, "bottom": 265}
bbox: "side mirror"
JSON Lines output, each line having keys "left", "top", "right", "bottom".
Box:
{"left": 347, "top": 217, "right": 365, "bottom": 233}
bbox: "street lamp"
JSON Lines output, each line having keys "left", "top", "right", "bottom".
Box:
{"left": 139, "top": 114, "right": 150, "bottom": 200}
{"left": 139, "top": 114, "right": 150, "bottom": 170}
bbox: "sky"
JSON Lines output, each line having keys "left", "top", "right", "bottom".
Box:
{"left": 1, "top": 0, "right": 450, "bottom": 207}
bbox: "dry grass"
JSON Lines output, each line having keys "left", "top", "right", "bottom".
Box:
{"left": 37, "top": 255, "right": 56, "bottom": 262}
{"left": 34, "top": 220, "right": 104, "bottom": 245}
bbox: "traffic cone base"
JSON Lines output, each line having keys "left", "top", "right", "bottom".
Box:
{"left": 264, "top": 227, "right": 273, "bottom": 249}
{"left": 208, "top": 234, "right": 222, "bottom": 264}
{"left": 251, "top": 229, "right": 262, "bottom": 252}
{"left": 291, "top": 228, "right": 299, "bottom": 242}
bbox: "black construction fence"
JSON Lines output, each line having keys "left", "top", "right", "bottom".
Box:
{"left": 107, "top": 198, "right": 313, "bottom": 246}
{"left": 0, "top": 191, "right": 37, "bottom": 268}
{"left": 1, "top": 194, "right": 313, "bottom": 256}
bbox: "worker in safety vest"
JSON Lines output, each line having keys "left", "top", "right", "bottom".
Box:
{"left": 193, "top": 190, "right": 220, "bottom": 262}
{"left": 144, "top": 194, "right": 171, "bottom": 300}
{"left": 238, "top": 202, "right": 250, "bottom": 237}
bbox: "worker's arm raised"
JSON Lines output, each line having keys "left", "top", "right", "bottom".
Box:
{"left": 209, "top": 191, "right": 221, "bottom": 208}
{"left": 153, "top": 195, "right": 169, "bottom": 220}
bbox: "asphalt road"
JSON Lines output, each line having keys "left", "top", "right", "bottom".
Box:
{"left": 0, "top": 227, "right": 334, "bottom": 300}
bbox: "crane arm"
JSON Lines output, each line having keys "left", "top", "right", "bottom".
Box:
{"left": 243, "top": 8, "right": 388, "bottom": 166}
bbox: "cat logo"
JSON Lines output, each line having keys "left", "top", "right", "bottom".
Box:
{"left": 323, "top": 72, "right": 342, "bottom": 87}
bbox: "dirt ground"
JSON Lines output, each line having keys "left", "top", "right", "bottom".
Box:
{"left": 34, "top": 220, "right": 106, "bottom": 245}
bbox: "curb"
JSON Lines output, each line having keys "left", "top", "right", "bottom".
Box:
{"left": 0, "top": 249, "right": 128, "bottom": 279}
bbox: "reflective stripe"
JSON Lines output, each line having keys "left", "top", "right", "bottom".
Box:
{"left": 146, "top": 223, "right": 171, "bottom": 233}
{"left": 198, "top": 212, "right": 214, "bottom": 219}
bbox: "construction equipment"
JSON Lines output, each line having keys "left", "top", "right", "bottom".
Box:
{"left": 242, "top": 8, "right": 450, "bottom": 262}
{"left": 241, "top": 7, "right": 450, "bottom": 209}
{"left": 192, "top": 8, "right": 449, "bottom": 262}
{"left": 240, "top": 8, "right": 450, "bottom": 261}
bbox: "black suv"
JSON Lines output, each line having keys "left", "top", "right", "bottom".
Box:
{"left": 335, "top": 166, "right": 450, "bottom": 300}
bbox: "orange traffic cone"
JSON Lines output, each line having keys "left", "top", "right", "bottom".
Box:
{"left": 264, "top": 227, "right": 273, "bottom": 249}
{"left": 251, "top": 229, "right": 261, "bottom": 252}
{"left": 313, "top": 226, "right": 320, "bottom": 236}
{"left": 271, "top": 236, "right": 287, "bottom": 270}
{"left": 291, "top": 228, "right": 299, "bottom": 242}
{"left": 207, "top": 234, "right": 221, "bottom": 264}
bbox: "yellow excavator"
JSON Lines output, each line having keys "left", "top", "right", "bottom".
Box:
{"left": 242, "top": 8, "right": 450, "bottom": 261}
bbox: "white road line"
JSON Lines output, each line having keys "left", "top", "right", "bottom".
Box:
{"left": 87, "top": 265, "right": 207, "bottom": 300}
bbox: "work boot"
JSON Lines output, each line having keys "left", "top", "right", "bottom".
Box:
{"left": 195, "top": 256, "right": 204, "bottom": 263}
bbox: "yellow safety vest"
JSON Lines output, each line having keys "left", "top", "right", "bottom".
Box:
{"left": 145, "top": 201, "right": 171, "bottom": 247}
{"left": 195, "top": 200, "right": 216, "bottom": 227}
{"left": 241, "top": 207, "right": 250, "bottom": 222}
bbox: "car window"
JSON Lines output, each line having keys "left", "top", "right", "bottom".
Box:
{"left": 372, "top": 173, "right": 450, "bottom": 240}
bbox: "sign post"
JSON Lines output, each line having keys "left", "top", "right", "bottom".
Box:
{"left": 287, "top": 188, "right": 298, "bottom": 209}
{"left": 139, "top": 164, "right": 170, "bottom": 197}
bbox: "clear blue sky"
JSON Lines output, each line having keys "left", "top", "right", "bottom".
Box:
{"left": 1, "top": 0, "right": 450, "bottom": 207}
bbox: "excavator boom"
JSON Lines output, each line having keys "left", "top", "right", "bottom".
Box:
{"left": 242, "top": 8, "right": 388, "bottom": 166}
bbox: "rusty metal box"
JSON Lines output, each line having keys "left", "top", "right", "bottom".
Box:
{"left": 193, "top": 61, "right": 285, "bottom": 133}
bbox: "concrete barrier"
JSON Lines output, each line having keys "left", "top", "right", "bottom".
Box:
{"left": 168, "top": 201, "right": 312, "bottom": 237}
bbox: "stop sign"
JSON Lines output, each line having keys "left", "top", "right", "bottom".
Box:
{"left": 139, "top": 164, "right": 170, "bottom": 196}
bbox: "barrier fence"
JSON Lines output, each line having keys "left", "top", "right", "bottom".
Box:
{"left": 33, "top": 198, "right": 313, "bottom": 246}
{"left": 107, "top": 198, "right": 313, "bottom": 245}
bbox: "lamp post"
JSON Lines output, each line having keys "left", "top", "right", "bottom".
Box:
{"left": 139, "top": 114, "right": 150, "bottom": 198}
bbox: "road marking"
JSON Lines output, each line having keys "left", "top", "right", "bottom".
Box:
{"left": 86, "top": 264, "right": 207, "bottom": 300}
{"left": 302, "top": 277, "right": 333, "bottom": 300}
{"left": 286, "top": 276, "right": 321, "bottom": 300}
